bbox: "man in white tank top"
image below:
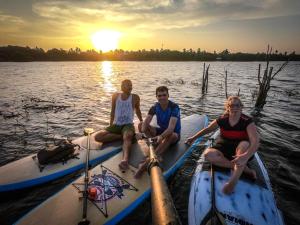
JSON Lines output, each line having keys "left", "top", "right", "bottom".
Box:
{"left": 95, "top": 80, "right": 143, "bottom": 170}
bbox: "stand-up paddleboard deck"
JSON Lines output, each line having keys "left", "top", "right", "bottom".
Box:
{"left": 188, "top": 133, "right": 285, "bottom": 225}
{"left": 0, "top": 132, "right": 123, "bottom": 192}
{"left": 16, "top": 114, "right": 208, "bottom": 225}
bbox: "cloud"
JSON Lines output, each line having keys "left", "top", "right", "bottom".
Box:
{"left": 0, "top": 0, "right": 299, "bottom": 51}
{"left": 0, "top": 12, "right": 24, "bottom": 23}
{"left": 0, "top": 11, "right": 26, "bottom": 33}
{"left": 28, "top": 0, "right": 300, "bottom": 32}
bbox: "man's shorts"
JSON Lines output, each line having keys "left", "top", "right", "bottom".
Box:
{"left": 212, "top": 137, "right": 253, "bottom": 161}
{"left": 105, "top": 123, "right": 135, "bottom": 135}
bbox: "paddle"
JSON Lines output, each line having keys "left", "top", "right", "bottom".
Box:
{"left": 78, "top": 128, "right": 94, "bottom": 225}
{"left": 140, "top": 134, "right": 181, "bottom": 225}
{"left": 206, "top": 139, "right": 226, "bottom": 225}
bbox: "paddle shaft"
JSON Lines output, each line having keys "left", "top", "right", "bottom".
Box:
{"left": 148, "top": 140, "right": 181, "bottom": 225}
{"left": 210, "top": 164, "right": 216, "bottom": 224}
{"left": 80, "top": 128, "right": 93, "bottom": 224}
{"left": 206, "top": 138, "right": 226, "bottom": 225}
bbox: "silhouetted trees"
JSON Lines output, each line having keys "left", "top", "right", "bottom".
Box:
{"left": 0, "top": 45, "right": 298, "bottom": 62}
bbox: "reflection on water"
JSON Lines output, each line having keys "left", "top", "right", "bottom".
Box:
{"left": 100, "top": 61, "right": 116, "bottom": 94}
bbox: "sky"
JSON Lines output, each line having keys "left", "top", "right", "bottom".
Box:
{"left": 0, "top": 0, "right": 299, "bottom": 53}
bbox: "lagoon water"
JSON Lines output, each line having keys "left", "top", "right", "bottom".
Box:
{"left": 0, "top": 61, "right": 299, "bottom": 225}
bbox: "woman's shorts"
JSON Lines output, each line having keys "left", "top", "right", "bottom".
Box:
{"left": 211, "top": 137, "right": 253, "bottom": 161}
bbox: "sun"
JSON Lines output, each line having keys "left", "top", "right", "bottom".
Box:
{"left": 91, "top": 30, "right": 121, "bottom": 52}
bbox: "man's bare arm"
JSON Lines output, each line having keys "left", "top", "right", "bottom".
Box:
{"left": 134, "top": 94, "right": 143, "bottom": 122}
{"left": 109, "top": 93, "right": 117, "bottom": 126}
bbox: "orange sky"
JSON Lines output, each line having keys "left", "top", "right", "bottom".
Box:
{"left": 0, "top": 0, "right": 299, "bottom": 53}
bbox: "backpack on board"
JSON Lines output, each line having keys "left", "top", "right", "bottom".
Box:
{"left": 36, "top": 140, "right": 80, "bottom": 166}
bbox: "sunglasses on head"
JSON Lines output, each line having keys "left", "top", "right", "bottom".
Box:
{"left": 229, "top": 103, "right": 241, "bottom": 108}
{"left": 157, "top": 94, "right": 167, "bottom": 97}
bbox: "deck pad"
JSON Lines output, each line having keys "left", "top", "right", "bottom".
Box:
{"left": 188, "top": 136, "right": 285, "bottom": 225}
{"left": 0, "top": 132, "right": 122, "bottom": 192}
{"left": 16, "top": 114, "right": 209, "bottom": 225}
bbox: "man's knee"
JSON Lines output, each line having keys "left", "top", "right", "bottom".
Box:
{"left": 123, "top": 131, "right": 134, "bottom": 141}
{"left": 165, "top": 132, "right": 179, "bottom": 143}
{"left": 167, "top": 132, "right": 179, "bottom": 143}
{"left": 95, "top": 130, "right": 108, "bottom": 142}
{"left": 142, "top": 125, "right": 156, "bottom": 137}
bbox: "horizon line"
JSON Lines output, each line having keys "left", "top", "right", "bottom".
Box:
{"left": 1, "top": 45, "right": 298, "bottom": 55}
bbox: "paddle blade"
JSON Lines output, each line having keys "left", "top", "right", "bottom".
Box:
{"left": 216, "top": 211, "right": 226, "bottom": 224}
{"left": 78, "top": 219, "right": 90, "bottom": 225}
{"left": 205, "top": 212, "right": 226, "bottom": 225}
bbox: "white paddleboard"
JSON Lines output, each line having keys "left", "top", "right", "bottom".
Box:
{"left": 0, "top": 132, "right": 123, "bottom": 192}
{"left": 188, "top": 132, "right": 285, "bottom": 225}
{"left": 15, "top": 114, "right": 209, "bottom": 225}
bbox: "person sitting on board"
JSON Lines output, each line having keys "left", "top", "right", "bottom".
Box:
{"left": 186, "top": 96, "right": 259, "bottom": 194}
{"left": 134, "top": 86, "right": 181, "bottom": 178}
{"left": 95, "top": 79, "right": 143, "bottom": 171}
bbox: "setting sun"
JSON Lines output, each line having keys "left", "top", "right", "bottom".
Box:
{"left": 91, "top": 30, "right": 121, "bottom": 52}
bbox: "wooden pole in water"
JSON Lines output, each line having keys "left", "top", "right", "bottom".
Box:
{"left": 147, "top": 139, "right": 181, "bottom": 225}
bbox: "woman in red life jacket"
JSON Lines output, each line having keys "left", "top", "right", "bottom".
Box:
{"left": 186, "top": 96, "right": 259, "bottom": 194}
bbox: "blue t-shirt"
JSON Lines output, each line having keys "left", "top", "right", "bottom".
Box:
{"left": 148, "top": 101, "right": 181, "bottom": 135}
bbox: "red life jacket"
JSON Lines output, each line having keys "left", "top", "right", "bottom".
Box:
{"left": 217, "top": 114, "right": 253, "bottom": 140}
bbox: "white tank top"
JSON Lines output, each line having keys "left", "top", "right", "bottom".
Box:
{"left": 113, "top": 94, "right": 134, "bottom": 125}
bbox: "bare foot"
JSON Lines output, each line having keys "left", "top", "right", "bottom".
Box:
{"left": 222, "top": 181, "right": 236, "bottom": 195}
{"left": 118, "top": 160, "right": 129, "bottom": 171}
{"left": 134, "top": 158, "right": 150, "bottom": 179}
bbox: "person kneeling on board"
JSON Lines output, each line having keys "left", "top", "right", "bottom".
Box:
{"left": 95, "top": 79, "right": 143, "bottom": 171}
{"left": 134, "top": 86, "right": 181, "bottom": 178}
{"left": 186, "top": 96, "right": 259, "bottom": 194}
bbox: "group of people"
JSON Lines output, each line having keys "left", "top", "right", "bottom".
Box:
{"left": 95, "top": 79, "right": 259, "bottom": 194}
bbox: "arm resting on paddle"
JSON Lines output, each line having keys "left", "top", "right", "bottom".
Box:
{"left": 185, "top": 119, "right": 218, "bottom": 145}
{"left": 232, "top": 122, "right": 260, "bottom": 166}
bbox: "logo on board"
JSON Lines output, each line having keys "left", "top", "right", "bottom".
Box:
{"left": 89, "top": 170, "right": 131, "bottom": 202}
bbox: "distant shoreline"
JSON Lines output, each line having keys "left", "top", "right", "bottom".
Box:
{"left": 1, "top": 45, "right": 299, "bottom": 62}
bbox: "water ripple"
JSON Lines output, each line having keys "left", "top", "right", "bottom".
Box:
{"left": 0, "top": 61, "right": 299, "bottom": 225}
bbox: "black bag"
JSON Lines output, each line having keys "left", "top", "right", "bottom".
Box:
{"left": 37, "top": 140, "right": 79, "bottom": 165}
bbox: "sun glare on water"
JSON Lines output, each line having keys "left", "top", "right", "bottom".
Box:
{"left": 91, "top": 30, "right": 121, "bottom": 52}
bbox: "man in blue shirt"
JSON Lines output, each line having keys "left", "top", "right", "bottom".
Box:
{"left": 134, "top": 86, "right": 181, "bottom": 178}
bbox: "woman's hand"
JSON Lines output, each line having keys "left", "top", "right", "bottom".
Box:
{"left": 232, "top": 153, "right": 249, "bottom": 167}
{"left": 185, "top": 136, "right": 195, "bottom": 145}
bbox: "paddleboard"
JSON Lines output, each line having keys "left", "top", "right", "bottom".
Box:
{"left": 188, "top": 131, "right": 285, "bottom": 225}
{"left": 15, "top": 114, "right": 209, "bottom": 225}
{"left": 0, "top": 132, "right": 123, "bottom": 192}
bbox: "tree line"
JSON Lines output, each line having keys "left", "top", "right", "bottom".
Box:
{"left": 0, "top": 45, "right": 298, "bottom": 62}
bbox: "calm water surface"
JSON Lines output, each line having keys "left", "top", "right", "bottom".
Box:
{"left": 0, "top": 61, "right": 299, "bottom": 225}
